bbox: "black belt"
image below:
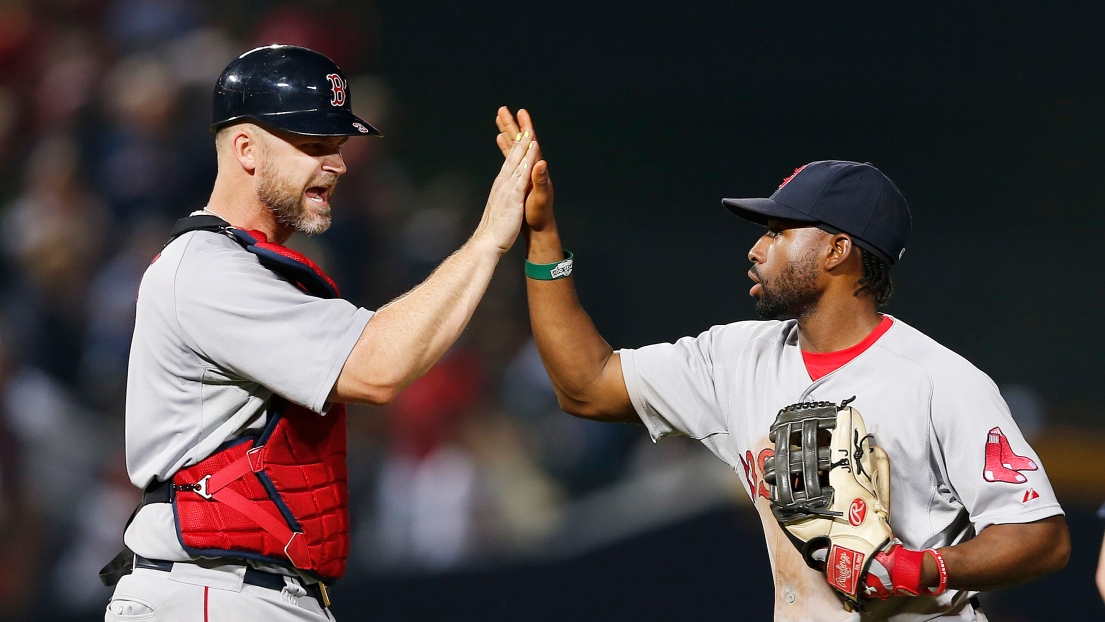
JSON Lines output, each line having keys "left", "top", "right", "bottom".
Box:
{"left": 133, "top": 556, "right": 329, "bottom": 608}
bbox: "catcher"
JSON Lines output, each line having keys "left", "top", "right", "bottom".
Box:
{"left": 496, "top": 108, "right": 1069, "bottom": 620}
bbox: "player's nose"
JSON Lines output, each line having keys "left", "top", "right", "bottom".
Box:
{"left": 748, "top": 236, "right": 768, "bottom": 264}
{"left": 322, "top": 153, "right": 347, "bottom": 176}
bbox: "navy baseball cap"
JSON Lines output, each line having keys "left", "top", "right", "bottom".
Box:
{"left": 721, "top": 160, "right": 911, "bottom": 264}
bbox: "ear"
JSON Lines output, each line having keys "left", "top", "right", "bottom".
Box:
{"left": 229, "top": 126, "right": 261, "bottom": 174}
{"left": 824, "top": 233, "right": 857, "bottom": 272}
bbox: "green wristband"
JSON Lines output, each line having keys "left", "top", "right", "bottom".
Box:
{"left": 525, "top": 250, "right": 574, "bottom": 280}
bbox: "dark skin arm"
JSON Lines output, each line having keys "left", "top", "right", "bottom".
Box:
{"left": 495, "top": 106, "right": 1070, "bottom": 592}
{"left": 1096, "top": 528, "right": 1105, "bottom": 602}
{"left": 495, "top": 107, "right": 637, "bottom": 422}
{"left": 924, "top": 515, "right": 1069, "bottom": 590}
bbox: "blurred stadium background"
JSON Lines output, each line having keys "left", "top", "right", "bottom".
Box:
{"left": 0, "top": 1, "right": 1102, "bottom": 620}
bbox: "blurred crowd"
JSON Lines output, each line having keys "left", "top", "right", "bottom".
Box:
{"left": 0, "top": 1, "right": 720, "bottom": 620}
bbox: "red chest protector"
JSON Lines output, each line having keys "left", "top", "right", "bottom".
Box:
{"left": 167, "top": 215, "right": 349, "bottom": 581}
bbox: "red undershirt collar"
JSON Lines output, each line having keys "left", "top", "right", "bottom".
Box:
{"left": 801, "top": 316, "right": 894, "bottom": 381}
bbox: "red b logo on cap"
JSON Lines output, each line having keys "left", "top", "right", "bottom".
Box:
{"left": 848, "top": 499, "right": 867, "bottom": 526}
{"left": 326, "top": 73, "right": 346, "bottom": 107}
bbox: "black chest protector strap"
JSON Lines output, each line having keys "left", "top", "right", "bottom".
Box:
{"left": 167, "top": 214, "right": 340, "bottom": 299}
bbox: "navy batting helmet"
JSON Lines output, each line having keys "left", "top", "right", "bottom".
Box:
{"left": 211, "top": 44, "right": 381, "bottom": 137}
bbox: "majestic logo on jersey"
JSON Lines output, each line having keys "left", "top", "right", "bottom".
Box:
{"left": 778, "top": 165, "right": 807, "bottom": 189}
{"left": 326, "top": 73, "right": 346, "bottom": 106}
{"left": 1022, "top": 488, "right": 1040, "bottom": 503}
{"left": 982, "top": 427, "right": 1037, "bottom": 484}
{"left": 848, "top": 499, "right": 867, "bottom": 526}
{"left": 826, "top": 545, "right": 864, "bottom": 596}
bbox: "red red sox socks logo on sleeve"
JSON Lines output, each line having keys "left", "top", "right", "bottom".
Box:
{"left": 983, "top": 427, "right": 1038, "bottom": 484}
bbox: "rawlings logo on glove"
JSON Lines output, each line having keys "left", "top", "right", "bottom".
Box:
{"left": 763, "top": 398, "right": 948, "bottom": 606}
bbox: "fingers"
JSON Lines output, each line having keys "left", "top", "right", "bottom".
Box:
{"left": 510, "top": 140, "right": 541, "bottom": 199}
{"left": 531, "top": 160, "right": 550, "bottom": 194}
{"left": 496, "top": 106, "right": 521, "bottom": 157}
{"left": 496, "top": 132, "right": 512, "bottom": 156}
{"left": 496, "top": 106, "right": 520, "bottom": 135}
{"left": 522, "top": 159, "right": 554, "bottom": 232}
{"left": 529, "top": 160, "right": 552, "bottom": 208}
{"left": 495, "top": 107, "right": 541, "bottom": 159}
{"left": 514, "top": 139, "right": 539, "bottom": 182}
{"left": 499, "top": 129, "right": 532, "bottom": 177}
{"left": 517, "top": 109, "right": 536, "bottom": 136}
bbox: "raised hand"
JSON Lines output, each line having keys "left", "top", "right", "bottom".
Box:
{"left": 474, "top": 128, "right": 539, "bottom": 255}
{"left": 495, "top": 107, "right": 554, "bottom": 235}
{"left": 495, "top": 107, "right": 533, "bottom": 156}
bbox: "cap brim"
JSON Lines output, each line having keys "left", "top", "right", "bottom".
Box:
{"left": 721, "top": 197, "right": 819, "bottom": 226}
{"left": 212, "top": 109, "right": 383, "bottom": 137}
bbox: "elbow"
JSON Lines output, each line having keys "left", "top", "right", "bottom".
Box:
{"left": 362, "top": 384, "right": 401, "bottom": 406}
{"left": 332, "top": 374, "right": 404, "bottom": 406}
{"left": 359, "top": 372, "right": 412, "bottom": 405}
{"left": 1050, "top": 527, "right": 1071, "bottom": 574}
{"left": 555, "top": 392, "right": 633, "bottom": 423}
{"left": 551, "top": 386, "right": 601, "bottom": 419}
{"left": 1039, "top": 517, "right": 1071, "bottom": 577}
{"left": 558, "top": 395, "right": 603, "bottom": 420}
{"left": 552, "top": 382, "right": 611, "bottom": 419}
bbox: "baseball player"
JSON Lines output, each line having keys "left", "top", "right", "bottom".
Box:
{"left": 98, "top": 46, "right": 539, "bottom": 621}
{"left": 495, "top": 109, "right": 1069, "bottom": 620}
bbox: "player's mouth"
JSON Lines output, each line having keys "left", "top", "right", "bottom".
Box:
{"left": 305, "top": 186, "right": 331, "bottom": 205}
{"left": 748, "top": 269, "right": 762, "bottom": 297}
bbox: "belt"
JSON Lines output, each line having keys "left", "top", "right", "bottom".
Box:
{"left": 133, "top": 556, "right": 330, "bottom": 608}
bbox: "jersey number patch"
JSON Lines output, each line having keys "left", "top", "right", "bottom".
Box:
{"left": 740, "top": 449, "right": 775, "bottom": 501}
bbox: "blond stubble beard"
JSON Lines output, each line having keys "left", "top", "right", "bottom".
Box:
{"left": 256, "top": 147, "right": 335, "bottom": 237}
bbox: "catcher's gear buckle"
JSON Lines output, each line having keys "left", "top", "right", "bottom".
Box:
{"left": 173, "top": 475, "right": 212, "bottom": 500}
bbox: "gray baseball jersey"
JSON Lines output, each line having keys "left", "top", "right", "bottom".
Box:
{"left": 122, "top": 228, "right": 372, "bottom": 563}
{"left": 619, "top": 316, "right": 1061, "bottom": 622}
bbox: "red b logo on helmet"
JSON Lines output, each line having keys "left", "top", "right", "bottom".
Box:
{"left": 326, "top": 73, "right": 346, "bottom": 107}
{"left": 848, "top": 499, "right": 867, "bottom": 526}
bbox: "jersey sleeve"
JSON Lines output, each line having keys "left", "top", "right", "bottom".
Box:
{"left": 174, "top": 235, "right": 372, "bottom": 413}
{"left": 929, "top": 363, "right": 1063, "bottom": 532}
{"left": 619, "top": 324, "right": 737, "bottom": 443}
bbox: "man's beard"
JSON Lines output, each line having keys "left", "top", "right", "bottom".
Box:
{"left": 256, "top": 158, "right": 335, "bottom": 236}
{"left": 752, "top": 251, "right": 821, "bottom": 320}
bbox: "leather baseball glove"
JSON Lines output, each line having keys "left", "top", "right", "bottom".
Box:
{"left": 763, "top": 398, "right": 947, "bottom": 605}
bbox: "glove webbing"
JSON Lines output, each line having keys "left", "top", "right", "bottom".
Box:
{"left": 768, "top": 402, "right": 842, "bottom": 522}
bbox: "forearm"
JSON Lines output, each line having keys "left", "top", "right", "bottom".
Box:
{"left": 526, "top": 228, "right": 635, "bottom": 420}
{"left": 1097, "top": 534, "right": 1105, "bottom": 601}
{"left": 335, "top": 235, "right": 502, "bottom": 403}
{"left": 921, "top": 515, "right": 1069, "bottom": 591}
